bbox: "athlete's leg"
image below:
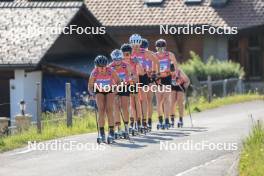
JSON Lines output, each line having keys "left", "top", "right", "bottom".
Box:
{"left": 170, "top": 91, "right": 177, "bottom": 125}
{"left": 176, "top": 91, "right": 185, "bottom": 123}
{"left": 163, "top": 91, "right": 172, "bottom": 125}
{"left": 156, "top": 91, "right": 165, "bottom": 124}
{"left": 134, "top": 94, "right": 142, "bottom": 128}
{"left": 106, "top": 93, "right": 115, "bottom": 136}
{"left": 114, "top": 95, "right": 121, "bottom": 130}
{"left": 120, "top": 96, "right": 130, "bottom": 124}
{"left": 139, "top": 89, "right": 148, "bottom": 127}
{"left": 146, "top": 88, "right": 153, "bottom": 126}
{"left": 129, "top": 94, "right": 138, "bottom": 128}
{"left": 96, "top": 93, "right": 106, "bottom": 137}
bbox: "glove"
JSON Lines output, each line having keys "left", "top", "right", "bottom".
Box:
{"left": 151, "top": 73, "right": 157, "bottom": 81}
{"left": 170, "top": 64, "right": 175, "bottom": 72}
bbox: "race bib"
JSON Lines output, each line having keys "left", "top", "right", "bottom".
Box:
{"left": 159, "top": 59, "right": 169, "bottom": 72}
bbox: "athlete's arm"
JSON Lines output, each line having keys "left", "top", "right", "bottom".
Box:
{"left": 88, "top": 76, "right": 96, "bottom": 95}
{"left": 169, "top": 52, "right": 178, "bottom": 71}
{"left": 112, "top": 70, "right": 121, "bottom": 84}
{"left": 180, "top": 68, "right": 190, "bottom": 88}
{"left": 145, "top": 50, "right": 160, "bottom": 73}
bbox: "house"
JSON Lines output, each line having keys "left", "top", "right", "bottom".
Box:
{"left": 85, "top": 0, "right": 264, "bottom": 80}
{"left": 0, "top": 1, "right": 117, "bottom": 122}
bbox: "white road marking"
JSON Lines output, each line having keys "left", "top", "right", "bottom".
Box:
{"left": 175, "top": 155, "right": 226, "bottom": 176}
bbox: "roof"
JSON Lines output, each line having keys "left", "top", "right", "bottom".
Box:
{"left": 85, "top": 0, "right": 264, "bottom": 29}
{"left": 0, "top": 1, "right": 83, "bottom": 68}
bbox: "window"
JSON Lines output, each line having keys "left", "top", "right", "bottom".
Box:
{"left": 144, "top": 0, "right": 164, "bottom": 5}
{"left": 185, "top": 0, "right": 202, "bottom": 4}
{"left": 211, "top": 0, "right": 229, "bottom": 7}
{"left": 248, "top": 35, "right": 262, "bottom": 78}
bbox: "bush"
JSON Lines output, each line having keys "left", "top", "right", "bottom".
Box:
{"left": 180, "top": 51, "right": 245, "bottom": 81}
{"left": 240, "top": 121, "right": 264, "bottom": 176}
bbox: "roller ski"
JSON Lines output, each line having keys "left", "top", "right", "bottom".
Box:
{"left": 177, "top": 117, "right": 184, "bottom": 128}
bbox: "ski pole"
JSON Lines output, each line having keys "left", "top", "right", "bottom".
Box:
{"left": 90, "top": 97, "right": 100, "bottom": 138}
{"left": 179, "top": 85, "right": 193, "bottom": 128}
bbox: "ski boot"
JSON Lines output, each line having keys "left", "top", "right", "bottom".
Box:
{"left": 157, "top": 122, "right": 165, "bottom": 130}
{"left": 129, "top": 118, "right": 135, "bottom": 134}
{"left": 164, "top": 118, "right": 170, "bottom": 130}
{"left": 132, "top": 123, "right": 140, "bottom": 136}
{"left": 170, "top": 116, "right": 175, "bottom": 128}
{"left": 107, "top": 135, "right": 114, "bottom": 144}
{"left": 107, "top": 128, "right": 115, "bottom": 144}
{"left": 147, "top": 119, "right": 152, "bottom": 131}
{"left": 157, "top": 116, "right": 165, "bottom": 130}
{"left": 177, "top": 117, "right": 183, "bottom": 128}
{"left": 98, "top": 127, "right": 106, "bottom": 144}
{"left": 122, "top": 126, "right": 130, "bottom": 139}
{"left": 97, "top": 136, "right": 102, "bottom": 144}
{"left": 114, "top": 131, "right": 122, "bottom": 140}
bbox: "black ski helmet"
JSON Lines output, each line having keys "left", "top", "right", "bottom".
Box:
{"left": 140, "top": 38, "right": 149, "bottom": 49}
{"left": 120, "top": 43, "right": 132, "bottom": 53}
{"left": 155, "top": 39, "right": 167, "bottom": 48}
{"left": 94, "top": 55, "right": 108, "bottom": 67}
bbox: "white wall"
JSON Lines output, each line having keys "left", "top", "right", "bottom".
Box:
{"left": 10, "top": 70, "right": 42, "bottom": 123}
{"left": 203, "top": 35, "right": 228, "bottom": 61}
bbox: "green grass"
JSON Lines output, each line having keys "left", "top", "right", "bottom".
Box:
{"left": 0, "top": 93, "right": 263, "bottom": 152}
{"left": 189, "top": 93, "right": 263, "bottom": 113}
{"left": 239, "top": 121, "right": 264, "bottom": 176}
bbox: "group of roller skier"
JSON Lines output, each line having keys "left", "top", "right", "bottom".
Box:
{"left": 88, "top": 34, "right": 190, "bottom": 144}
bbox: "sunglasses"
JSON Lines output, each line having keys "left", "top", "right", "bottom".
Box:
{"left": 123, "top": 52, "right": 131, "bottom": 57}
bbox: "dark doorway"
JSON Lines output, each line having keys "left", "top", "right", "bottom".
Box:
{"left": 0, "top": 71, "right": 14, "bottom": 118}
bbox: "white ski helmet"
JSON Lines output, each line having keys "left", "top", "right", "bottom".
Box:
{"left": 111, "top": 49, "right": 123, "bottom": 61}
{"left": 129, "top": 34, "right": 142, "bottom": 45}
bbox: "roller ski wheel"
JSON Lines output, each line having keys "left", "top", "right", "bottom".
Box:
{"left": 161, "top": 124, "right": 166, "bottom": 130}
{"left": 114, "top": 132, "right": 122, "bottom": 140}
{"left": 131, "top": 129, "right": 135, "bottom": 136}
{"left": 129, "top": 127, "right": 133, "bottom": 134}
{"left": 107, "top": 135, "right": 114, "bottom": 144}
{"left": 132, "top": 128, "right": 139, "bottom": 136}
{"left": 147, "top": 125, "right": 152, "bottom": 132}
{"left": 97, "top": 137, "right": 102, "bottom": 144}
{"left": 157, "top": 124, "right": 161, "bottom": 130}
{"left": 139, "top": 127, "right": 145, "bottom": 134}
{"left": 122, "top": 132, "right": 130, "bottom": 139}
{"left": 99, "top": 135, "right": 106, "bottom": 144}
{"left": 164, "top": 124, "right": 169, "bottom": 130}
{"left": 171, "top": 123, "right": 174, "bottom": 128}
{"left": 177, "top": 121, "right": 183, "bottom": 128}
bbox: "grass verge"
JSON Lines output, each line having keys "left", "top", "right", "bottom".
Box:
{"left": 239, "top": 120, "right": 264, "bottom": 176}
{"left": 0, "top": 93, "right": 263, "bottom": 152}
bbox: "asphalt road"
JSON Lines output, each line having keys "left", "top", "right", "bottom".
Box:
{"left": 1, "top": 100, "right": 264, "bottom": 176}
